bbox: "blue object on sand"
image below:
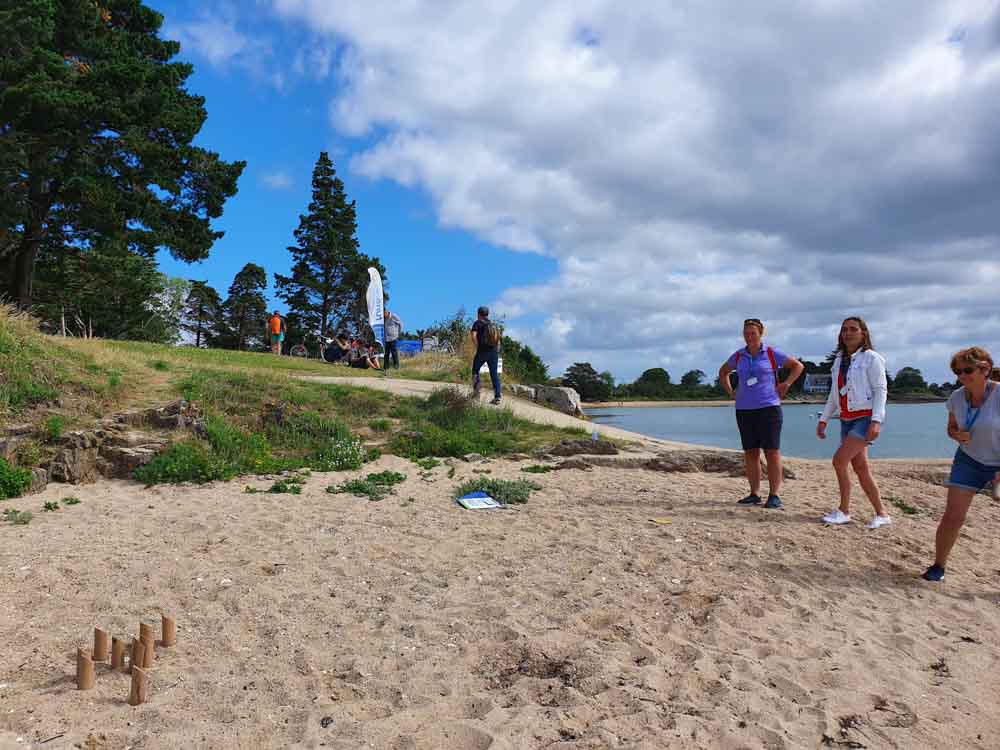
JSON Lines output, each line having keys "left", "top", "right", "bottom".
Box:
{"left": 456, "top": 491, "right": 501, "bottom": 510}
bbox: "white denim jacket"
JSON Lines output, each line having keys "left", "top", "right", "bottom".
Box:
{"left": 820, "top": 349, "right": 888, "bottom": 424}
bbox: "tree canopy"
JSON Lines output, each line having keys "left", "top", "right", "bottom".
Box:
{"left": 1, "top": 0, "right": 245, "bottom": 308}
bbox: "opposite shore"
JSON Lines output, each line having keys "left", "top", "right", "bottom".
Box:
{"left": 583, "top": 395, "right": 947, "bottom": 409}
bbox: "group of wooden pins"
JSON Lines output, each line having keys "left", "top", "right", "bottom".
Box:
{"left": 75, "top": 614, "right": 176, "bottom": 706}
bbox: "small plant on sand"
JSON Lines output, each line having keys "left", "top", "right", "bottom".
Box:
{"left": 521, "top": 464, "right": 554, "bottom": 474}
{"left": 0, "top": 458, "right": 32, "bottom": 500}
{"left": 447, "top": 466, "right": 456, "bottom": 479}
{"left": 63, "top": 497, "right": 81, "bottom": 506}
{"left": 414, "top": 457, "right": 440, "bottom": 470}
{"left": 3, "top": 508, "right": 33, "bottom": 525}
{"left": 454, "top": 478, "right": 541, "bottom": 506}
{"left": 245, "top": 474, "right": 307, "bottom": 495}
{"left": 369, "top": 418, "right": 391, "bottom": 433}
{"left": 327, "top": 471, "right": 407, "bottom": 502}
{"left": 43, "top": 500, "right": 60, "bottom": 512}
{"left": 887, "top": 495, "right": 919, "bottom": 515}
{"left": 43, "top": 415, "right": 65, "bottom": 442}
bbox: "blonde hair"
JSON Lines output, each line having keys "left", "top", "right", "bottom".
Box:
{"left": 950, "top": 347, "right": 994, "bottom": 375}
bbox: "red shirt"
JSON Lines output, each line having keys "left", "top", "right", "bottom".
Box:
{"left": 838, "top": 369, "right": 872, "bottom": 420}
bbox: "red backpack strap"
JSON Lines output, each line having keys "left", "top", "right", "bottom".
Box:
{"left": 766, "top": 347, "right": 778, "bottom": 382}
{"left": 734, "top": 351, "right": 741, "bottom": 365}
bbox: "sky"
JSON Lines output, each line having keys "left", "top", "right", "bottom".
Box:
{"left": 150, "top": 0, "right": 1000, "bottom": 385}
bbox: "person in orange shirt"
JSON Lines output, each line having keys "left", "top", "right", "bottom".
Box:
{"left": 267, "top": 311, "right": 285, "bottom": 355}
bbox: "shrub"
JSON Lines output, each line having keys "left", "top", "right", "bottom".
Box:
{"left": 0, "top": 458, "right": 32, "bottom": 500}
{"left": 369, "top": 418, "right": 391, "bottom": 432}
{"left": 453, "top": 478, "right": 542, "bottom": 505}
{"left": 327, "top": 471, "right": 406, "bottom": 502}
{"left": 134, "top": 442, "right": 225, "bottom": 485}
{"left": 43, "top": 415, "right": 65, "bottom": 442}
{"left": 308, "top": 437, "right": 368, "bottom": 471}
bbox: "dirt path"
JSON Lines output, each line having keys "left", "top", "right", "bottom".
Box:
{"left": 297, "top": 375, "right": 694, "bottom": 450}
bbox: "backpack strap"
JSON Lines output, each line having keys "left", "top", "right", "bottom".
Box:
{"left": 766, "top": 347, "right": 779, "bottom": 383}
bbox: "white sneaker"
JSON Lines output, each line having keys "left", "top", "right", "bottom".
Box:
{"left": 866, "top": 515, "right": 892, "bottom": 530}
{"left": 822, "top": 509, "right": 851, "bottom": 525}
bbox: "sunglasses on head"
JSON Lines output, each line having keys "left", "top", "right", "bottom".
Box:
{"left": 953, "top": 366, "right": 979, "bottom": 376}
{"left": 743, "top": 318, "right": 762, "bottom": 326}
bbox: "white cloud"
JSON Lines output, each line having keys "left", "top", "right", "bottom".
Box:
{"left": 270, "top": 0, "right": 1000, "bottom": 382}
{"left": 165, "top": 13, "right": 281, "bottom": 89}
{"left": 260, "top": 171, "right": 293, "bottom": 190}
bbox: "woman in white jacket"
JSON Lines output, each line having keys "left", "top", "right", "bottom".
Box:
{"left": 816, "top": 317, "right": 891, "bottom": 528}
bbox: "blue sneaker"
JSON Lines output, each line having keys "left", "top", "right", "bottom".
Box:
{"left": 737, "top": 494, "right": 761, "bottom": 505}
{"left": 921, "top": 564, "right": 945, "bottom": 582}
{"left": 764, "top": 495, "right": 783, "bottom": 509}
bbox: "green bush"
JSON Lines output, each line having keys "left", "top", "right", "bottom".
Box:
{"left": 43, "top": 415, "right": 65, "bottom": 442}
{"left": 327, "top": 471, "right": 406, "bottom": 502}
{"left": 454, "top": 477, "right": 541, "bottom": 505}
{"left": 0, "top": 458, "right": 32, "bottom": 500}
{"left": 307, "top": 437, "right": 367, "bottom": 471}
{"left": 134, "top": 442, "right": 226, "bottom": 485}
{"left": 369, "top": 418, "right": 391, "bottom": 432}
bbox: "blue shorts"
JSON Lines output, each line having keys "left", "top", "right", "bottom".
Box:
{"left": 840, "top": 416, "right": 872, "bottom": 443}
{"left": 947, "top": 448, "right": 1000, "bottom": 493}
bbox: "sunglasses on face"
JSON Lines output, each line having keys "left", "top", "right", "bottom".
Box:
{"left": 953, "top": 367, "right": 979, "bottom": 376}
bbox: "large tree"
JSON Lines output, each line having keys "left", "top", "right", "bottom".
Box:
{"left": 217, "top": 263, "right": 267, "bottom": 351}
{"left": 275, "top": 152, "right": 386, "bottom": 342}
{"left": 0, "top": 0, "right": 245, "bottom": 308}
{"left": 181, "top": 280, "right": 221, "bottom": 348}
{"left": 562, "top": 362, "right": 611, "bottom": 402}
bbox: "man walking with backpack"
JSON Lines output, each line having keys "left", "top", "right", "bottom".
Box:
{"left": 471, "top": 306, "right": 502, "bottom": 404}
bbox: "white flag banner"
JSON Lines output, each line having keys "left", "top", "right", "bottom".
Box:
{"left": 366, "top": 267, "right": 385, "bottom": 348}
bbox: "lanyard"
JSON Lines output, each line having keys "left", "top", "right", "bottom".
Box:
{"left": 965, "top": 382, "right": 994, "bottom": 431}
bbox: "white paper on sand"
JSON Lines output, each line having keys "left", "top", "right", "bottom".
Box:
{"left": 456, "top": 491, "right": 501, "bottom": 510}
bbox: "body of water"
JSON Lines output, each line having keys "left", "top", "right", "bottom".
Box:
{"left": 586, "top": 402, "right": 954, "bottom": 459}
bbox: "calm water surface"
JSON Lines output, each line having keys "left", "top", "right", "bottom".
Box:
{"left": 586, "top": 403, "right": 953, "bottom": 459}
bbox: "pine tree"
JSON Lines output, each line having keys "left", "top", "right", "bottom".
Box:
{"left": 275, "top": 152, "right": 386, "bottom": 342}
{"left": 181, "top": 281, "right": 222, "bottom": 348}
{"left": 218, "top": 264, "right": 268, "bottom": 351}
{"left": 0, "top": 0, "right": 245, "bottom": 308}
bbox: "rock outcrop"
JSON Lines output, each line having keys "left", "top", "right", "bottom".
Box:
{"left": 531, "top": 385, "right": 585, "bottom": 418}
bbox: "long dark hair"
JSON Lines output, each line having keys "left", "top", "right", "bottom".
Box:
{"left": 834, "top": 316, "right": 873, "bottom": 357}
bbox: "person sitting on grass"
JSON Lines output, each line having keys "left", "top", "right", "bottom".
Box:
{"left": 921, "top": 347, "right": 1000, "bottom": 582}
{"left": 323, "top": 332, "right": 351, "bottom": 364}
{"left": 348, "top": 339, "right": 380, "bottom": 369}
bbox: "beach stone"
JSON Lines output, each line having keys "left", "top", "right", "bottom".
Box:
{"left": 505, "top": 384, "right": 536, "bottom": 400}
{"left": 0, "top": 437, "right": 25, "bottom": 462}
{"left": 98, "top": 445, "right": 162, "bottom": 479}
{"left": 2, "top": 424, "right": 33, "bottom": 438}
{"left": 47, "top": 446, "right": 100, "bottom": 484}
{"left": 532, "top": 385, "right": 585, "bottom": 418}
{"left": 555, "top": 458, "right": 593, "bottom": 471}
{"left": 28, "top": 468, "right": 48, "bottom": 494}
{"left": 549, "top": 439, "right": 618, "bottom": 457}
{"left": 463, "top": 453, "right": 486, "bottom": 463}
{"left": 646, "top": 450, "right": 794, "bottom": 479}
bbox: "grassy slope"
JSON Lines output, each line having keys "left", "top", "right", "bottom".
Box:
{"left": 0, "top": 306, "right": 583, "bottom": 487}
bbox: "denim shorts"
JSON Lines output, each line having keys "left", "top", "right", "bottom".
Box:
{"left": 947, "top": 448, "right": 1000, "bottom": 492}
{"left": 840, "top": 416, "right": 872, "bottom": 443}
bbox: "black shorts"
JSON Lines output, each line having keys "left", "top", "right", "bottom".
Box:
{"left": 735, "top": 406, "right": 783, "bottom": 451}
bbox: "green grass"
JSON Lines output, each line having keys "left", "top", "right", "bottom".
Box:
{"left": 369, "top": 418, "right": 391, "bottom": 432}
{"left": 63, "top": 497, "right": 81, "bottom": 505}
{"left": 326, "top": 470, "right": 407, "bottom": 502}
{"left": 0, "top": 458, "right": 32, "bottom": 500}
{"left": 521, "top": 464, "right": 555, "bottom": 474}
{"left": 389, "top": 387, "right": 587, "bottom": 459}
{"left": 147, "top": 359, "right": 171, "bottom": 371}
{"left": 454, "top": 477, "right": 542, "bottom": 506}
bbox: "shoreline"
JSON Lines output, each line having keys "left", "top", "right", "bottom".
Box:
{"left": 584, "top": 397, "right": 947, "bottom": 409}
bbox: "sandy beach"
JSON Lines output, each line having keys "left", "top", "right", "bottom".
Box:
{"left": 2, "top": 447, "right": 998, "bottom": 749}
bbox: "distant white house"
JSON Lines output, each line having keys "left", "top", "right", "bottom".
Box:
{"left": 803, "top": 373, "right": 832, "bottom": 395}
